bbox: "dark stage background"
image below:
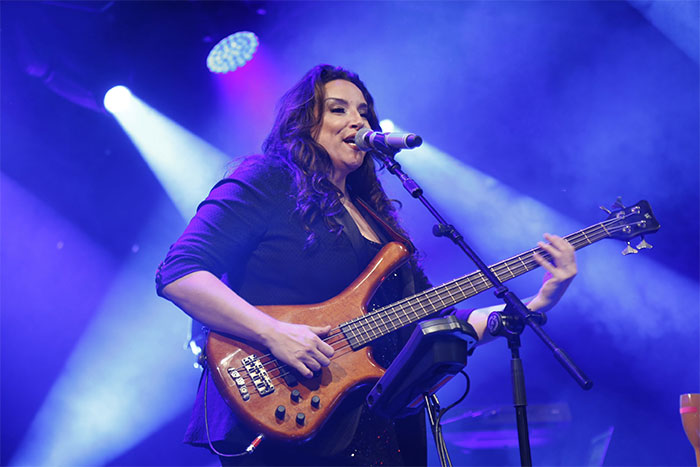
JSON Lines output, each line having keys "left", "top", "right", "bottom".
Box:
{"left": 2, "top": 1, "right": 698, "bottom": 465}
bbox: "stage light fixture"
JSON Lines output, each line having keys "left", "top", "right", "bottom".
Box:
{"left": 206, "top": 31, "right": 259, "bottom": 73}
{"left": 103, "top": 85, "right": 133, "bottom": 113}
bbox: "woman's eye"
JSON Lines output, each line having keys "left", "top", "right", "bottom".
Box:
{"left": 361, "top": 113, "right": 369, "bottom": 119}
{"left": 330, "top": 108, "right": 345, "bottom": 114}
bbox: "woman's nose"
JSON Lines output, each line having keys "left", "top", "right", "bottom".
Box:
{"left": 349, "top": 111, "right": 364, "bottom": 128}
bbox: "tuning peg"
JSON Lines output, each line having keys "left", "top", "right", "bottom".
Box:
{"left": 622, "top": 242, "right": 638, "bottom": 256}
{"left": 599, "top": 205, "right": 612, "bottom": 214}
{"left": 612, "top": 196, "right": 625, "bottom": 210}
{"left": 636, "top": 236, "right": 653, "bottom": 250}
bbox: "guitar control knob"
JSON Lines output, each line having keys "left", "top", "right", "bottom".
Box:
{"left": 275, "top": 405, "right": 286, "bottom": 420}
{"left": 296, "top": 413, "right": 305, "bottom": 425}
{"left": 311, "top": 395, "right": 321, "bottom": 408}
{"left": 291, "top": 389, "right": 301, "bottom": 402}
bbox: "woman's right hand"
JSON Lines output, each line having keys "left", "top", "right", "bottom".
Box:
{"left": 161, "top": 271, "right": 336, "bottom": 378}
{"left": 262, "top": 321, "right": 335, "bottom": 378}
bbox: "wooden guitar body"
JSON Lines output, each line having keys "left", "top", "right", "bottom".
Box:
{"left": 206, "top": 241, "right": 411, "bottom": 443}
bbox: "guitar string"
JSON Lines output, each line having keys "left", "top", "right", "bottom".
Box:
{"left": 233, "top": 218, "right": 635, "bottom": 390}
{"left": 236, "top": 219, "right": 632, "bottom": 390}
{"left": 273, "top": 216, "right": 623, "bottom": 360}
{"left": 339, "top": 217, "right": 628, "bottom": 344}
{"left": 248, "top": 233, "right": 633, "bottom": 389}
{"left": 229, "top": 217, "right": 639, "bottom": 390}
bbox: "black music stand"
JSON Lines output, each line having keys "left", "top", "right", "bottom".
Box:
{"left": 366, "top": 316, "right": 478, "bottom": 467}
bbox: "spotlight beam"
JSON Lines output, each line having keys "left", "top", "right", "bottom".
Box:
{"left": 105, "top": 88, "right": 231, "bottom": 219}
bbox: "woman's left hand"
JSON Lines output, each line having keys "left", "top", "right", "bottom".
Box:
{"left": 527, "top": 233, "right": 577, "bottom": 313}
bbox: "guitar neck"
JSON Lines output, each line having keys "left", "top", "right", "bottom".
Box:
{"left": 340, "top": 219, "right": 615, "bottom": 348}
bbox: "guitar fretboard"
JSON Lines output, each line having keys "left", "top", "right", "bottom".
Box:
{"left": 340, "top": 218, "right": 616, "bottom": 349}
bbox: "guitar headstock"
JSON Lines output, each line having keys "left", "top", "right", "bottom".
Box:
{"left": 601, "top": 199, "right": 660, "bottom": 255}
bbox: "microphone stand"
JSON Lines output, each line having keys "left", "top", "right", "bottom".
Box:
{"left": 371, "top": 146, "right": 592, "bottom": 467}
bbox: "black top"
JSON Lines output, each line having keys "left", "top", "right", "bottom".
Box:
{"left": 156, "top": 155, "right": 431, "bottom": 465}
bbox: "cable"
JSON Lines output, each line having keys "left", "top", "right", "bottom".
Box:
{"left": 432, "top": 371, "right": 471, "bottom": 467}
{"left": 204, "top": 366, "right": 264, "bottom": 458}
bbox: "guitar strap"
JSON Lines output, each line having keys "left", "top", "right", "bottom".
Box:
{"left": 334, "top": 208, "right": 368, "bottom": 273}
{"left": 335, "top": 198, "right": 415, "bottom": 275}
{"left": 355, "top": 198, "right": 415, "bottom": 254}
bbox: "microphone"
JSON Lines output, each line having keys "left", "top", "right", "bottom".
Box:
{"left": 355, "top": 128, "right": 423, "bottom": 153}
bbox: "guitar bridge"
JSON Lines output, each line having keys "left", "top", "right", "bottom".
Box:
{"left": 242, "top": 355, "right": 275, "bottom": 397}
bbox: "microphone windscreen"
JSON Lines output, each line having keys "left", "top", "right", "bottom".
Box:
{"left": 355, "top": 128, "right": 373, "bottom": 151}
{"left": 407, "top": 135, "right": 423, "bottom": 148}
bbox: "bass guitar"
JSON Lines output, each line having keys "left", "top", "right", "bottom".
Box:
{"left": 206, "top": 200, "right": 659, "bottom": 442}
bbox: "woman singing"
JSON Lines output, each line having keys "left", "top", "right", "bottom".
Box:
{"left": 156, "top": 64, "right": 577, "bottom": 466}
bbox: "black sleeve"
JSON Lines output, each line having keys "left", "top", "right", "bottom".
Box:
{"left": 155, "top": 157, "right": 291, "bottom": 295}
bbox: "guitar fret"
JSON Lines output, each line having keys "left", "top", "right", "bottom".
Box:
{"left": 465, "top": 274, "right": 477, "bottom": 293}
{"left": 457, "top": 275, "right": 475, "bottom": 301}
{"left": 393, "top": 307, "right": 406, "bottom": 329}
{"left": 354, "top": 323, "right": 368, "bottom": 347}
{"left": 435, "top": 289, "right": 447, "bottom": 308}
{"left": 388, "top": 308, "right": 403, "bottom": 333}
{"left": 444, "top": 285, "right": 458, "bottom": 305}
{"left": 439, "top": 288, "right": 455, "bottom": 307}
{"left": 504, "top": 262, "right": 515, "bottom": 279}
{"left": 363, "top": 319, "right": 375, "bottom": 343}
{"left": 494, "top": 267, "right": 507, "bottom": 283}
{"left": 377, "top": 311, "right": 390, "bottom": 336}
{"left": 361, "top": 316, "right": 375, "bottom": 344}
{"left": 352, "top": 323, "right": 363, "bottom": 348}
{"left": 403, "top": 302, "right": 418, "bottom": 325}
{"left": 581, "top": 230, "right": 591, "bottom": 244}
{"left": 386, "top": 306, "right": 406, "bottom": 334}
{"left": 518, "top": 255, "right": 529, "bottom": 272}
{"left": 343, "top": 323, "right": 359, "bottom": 350}
{"left": 475, "top": 273, "right": 490, "bottom": 292}
{"left": 407, "top": 302, "right": 421, "bottom": 321}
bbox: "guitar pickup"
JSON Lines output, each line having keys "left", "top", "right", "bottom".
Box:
{"left": 283, "top": 371, "right": 298, "bottom": 387}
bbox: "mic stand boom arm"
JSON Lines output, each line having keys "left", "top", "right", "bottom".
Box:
{"left": 371, "top": 147, "right": 592, "bottom": 467}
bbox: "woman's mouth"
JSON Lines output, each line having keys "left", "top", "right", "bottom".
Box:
{"left": 343, "top": 136, "right": 359, "bottom": 150}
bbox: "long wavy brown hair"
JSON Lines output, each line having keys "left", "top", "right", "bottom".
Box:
{"left": 262, "top": 64, "right": 409, "bottom": 247}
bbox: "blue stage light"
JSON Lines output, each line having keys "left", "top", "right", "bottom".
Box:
{"left": 206, "top": 31, "right": 259, "bottom": 73}
{"left": 103, "top": 85, "right": 133, "bottom": 113}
